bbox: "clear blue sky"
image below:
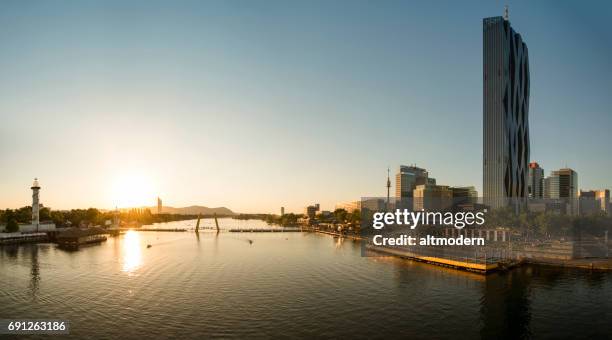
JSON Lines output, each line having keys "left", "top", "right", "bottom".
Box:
{"left": 0, "top": 0, "right": 610, "bottom": 213}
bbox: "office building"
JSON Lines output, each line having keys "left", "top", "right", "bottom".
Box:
{"left": 413, "top": 184, "right": 453, "bottom": 212}
{"left": 304, "top": 204, "right": 320, "bottom": 220}
{"left": 395, "top": 165, "right": 434, "bottom": 199}
{"left": 544, "top": 168, "right": 578, "bottom": 215}
{"left": 528, "top": 162, "right": 544, "bottom": 198}
{"left": 545, "top": 169, "right": 578, "bottom": 199}
{"left": 483, "top": 12, "right": 530, "bottom": 208}
{"left": 335, "top": 199, "right": 386, "bottom": 214}
{"left": 579, "top": 189, "right": 610, "bottom": 215}
{"left": 450, "top": 186, "right": 478, "bottom": 204}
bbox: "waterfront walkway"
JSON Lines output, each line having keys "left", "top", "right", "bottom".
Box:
{"left": 366, "top": 245, "right": 504, "bottom": 273}
{"left": 228, "top": 228, "right": 301, "bottom": 232}
{"left": 0, "top": 232, "right": 49, "bottom": 245}
{"left": 525, "top": 257, "right": 612, "bottom": 270}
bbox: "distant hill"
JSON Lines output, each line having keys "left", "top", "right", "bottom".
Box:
{"left": 156, "top": 205, "right": 235, "bottom": 216}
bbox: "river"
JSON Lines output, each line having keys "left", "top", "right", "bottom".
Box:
{"left": 0, "top": 218, "right": 610, "bottom": 339}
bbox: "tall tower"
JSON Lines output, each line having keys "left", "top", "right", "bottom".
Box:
{"left": 157, "top": 196, "right": 162, "bottom": 214}
{"left": 386, "top": 167, "right": 391, "bottom": 210}
{"left": 528, "top": 162, "right": 544, "bottom": 198}
{"left": 483, "top": 10, "right": 530, "bottom": 208}
{"left": 31, "top": 178, "right": 40, "bottom": 231}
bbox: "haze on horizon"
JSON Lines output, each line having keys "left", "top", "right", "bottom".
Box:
{"left": 1, "top": 1, "right": 611, "bottom": 213}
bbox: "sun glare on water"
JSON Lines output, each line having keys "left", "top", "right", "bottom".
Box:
{"left": 122, "top": 230, "right": 142, "bottom": 274}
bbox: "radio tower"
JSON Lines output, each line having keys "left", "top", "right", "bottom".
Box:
{"left": 386, "top": 167, "right": 391, "bottom": 211}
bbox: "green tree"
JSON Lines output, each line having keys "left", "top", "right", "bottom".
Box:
{"left": 349, "top": 209, "right": 361, "bottom": 224}
{"left": 333, "top": 209, "right": 348, "bottom": 223}
{"left": 534, "top": 213, "right": 551, "bottom": 237}
{"left": 15, "top": 206, "right": 31, "bottom": 223}
{"left": 40, "top": 207, "right": 51, "bottom": 221}
{"left": 5, "top": 219, "right": 19, "bottom": 233}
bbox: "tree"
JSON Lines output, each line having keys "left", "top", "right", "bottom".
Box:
{"left": 535, "top": 213, "right": 551, "bottom": 237}
{"left": 349, "top": 209, "right": 361, "bottom": 224}
{"left": 5, "top": 219, "right": 19, "bottom": 233}
{"left": 333, "top": 209, "right": 348, "bottom": 223}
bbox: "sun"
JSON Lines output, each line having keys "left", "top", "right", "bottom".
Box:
{"left": 111, "top": 174, "right": 156, "bottom": 208}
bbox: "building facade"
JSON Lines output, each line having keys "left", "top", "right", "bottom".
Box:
{"left": 304, "top": 204, "right": 320, "bottom": 220}
{"left": 483, "top": 14, "right": 530, "bottom": 208}
{"left": 450, "top": 186, "right": 478, "bottom": 203}
{"left": 528, "top": 162, "right": 544, "bottom": 198}
{"left": 579, "top": 189, "right": 610, "bottom": 215}
{"left": 544, "top": 168, "right": 578, "bottom": 215}
{"left": 395, "top": 165, "right": 434, "bottom": 199}
{"left": 545, "top": 168, "right": 578, "bottom": 199}
{"left": 413, "top": 184, "right": 453, "bottom": 212}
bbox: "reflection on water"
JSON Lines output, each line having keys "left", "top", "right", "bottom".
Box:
{"left": 0, "top": 218, "right": 610, "bottom": 339}
{"left": 122, "top": 230, "right": 142, "bottom": 274}
{"left": 28, "top": 245, "right": 40, "bottom": 299}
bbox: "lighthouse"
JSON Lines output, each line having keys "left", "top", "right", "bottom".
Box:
{"left": 31, "top": 178, "right": 40, "bottom": 232}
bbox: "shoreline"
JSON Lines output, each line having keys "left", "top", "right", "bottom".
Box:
{"left": 365, "top": 243, "right": 612, "bottom": 274}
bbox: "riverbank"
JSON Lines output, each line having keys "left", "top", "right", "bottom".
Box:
{"left": 524, "top": 257, "right": 612, "bottom": 270}
{"left": 365, "top": 245, "right": 504, "bottom": 273}
{"left": 365, "top": 243, "right": 611, "bottom": 274}
{"left": 0, "top": 232, "right": 48, "bottom": 245}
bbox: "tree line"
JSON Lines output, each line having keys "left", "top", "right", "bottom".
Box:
{"left": 0, "top": 206, "right": 201, "bottom": 232}
{"left": 482, "top": 207, "right": 612, "bottom": 238}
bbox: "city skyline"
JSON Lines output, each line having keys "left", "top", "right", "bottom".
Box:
{"left": 1, "top": 1, "right": 611, "bottom": 213}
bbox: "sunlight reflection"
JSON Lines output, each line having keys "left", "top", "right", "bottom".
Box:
{"left": 122, "top": 230, "right": 142, "bottom": 274}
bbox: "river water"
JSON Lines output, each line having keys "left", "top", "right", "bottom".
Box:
{"left": 1, "top": 218, "right": 610, "bottom": 339}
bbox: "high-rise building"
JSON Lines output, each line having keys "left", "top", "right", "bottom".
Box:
{"left": 281, "top": 207, "right": 285, "bottom": 216}
{"left": 157, "top": 197, "right": 162, "bottom": 214}
{"left": 579, "top": 189, "right": 610, "bottom": 215}
{"left": 450, "top": 186, "right": 478, "bottom": 202}
{"left": 304, "top": 204, "right": 320, "bottom": 220}
{"left": 545, "top": 168, "right": 578, "bottom": 215}
{"left": 545, "top": 168, "right": 578, "bottom": 199}
{"left": 395, "top": 165, "right": 433, "bottom": 199}
{"left": 483, "top": 12, "right": 530, "bottom": 208}
{"left": 413, "top": 184, "right": 452, "bottom": 211}
{"left": 528, "top": 162, "right": 544, "bottom": 198}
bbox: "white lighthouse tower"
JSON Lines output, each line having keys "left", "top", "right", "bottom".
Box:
{"left": 31, "top": 178, "right": 41, "bottom": 232}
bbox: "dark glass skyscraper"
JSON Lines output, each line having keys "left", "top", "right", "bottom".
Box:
{"left": 483, "top": 14, "right": 530, "bottom": 207}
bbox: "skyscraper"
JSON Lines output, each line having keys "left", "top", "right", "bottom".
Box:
{"left": 483, "top": 12, "right": 530, "bottom": 208}
{"left": 528, "top": 162, "right": 544, "bottom": 198}
{"left": 157, "top": 197, "right": 162, "bottom": 214}
{"left": 545, "top": 168, "right": 578, "bottom": 215}
{"left": 544, "top": 168, "right": 578, "bottom": 199}
{"left": 395, "top": 165, "right": 433, "bottom": 199}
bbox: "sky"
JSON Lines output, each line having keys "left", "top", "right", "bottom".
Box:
{"left": 0, "top": 0, "right": 611, "bottom": 213}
